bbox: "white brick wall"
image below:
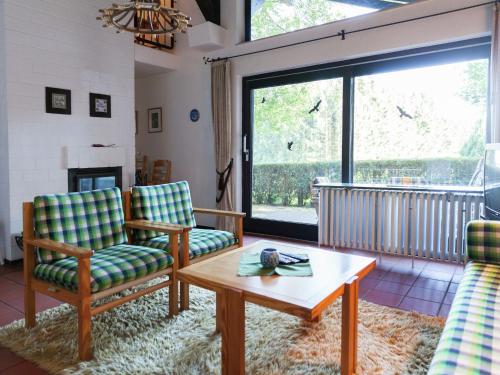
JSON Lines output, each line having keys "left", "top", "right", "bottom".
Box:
{"left": 1, "top": 0, "right": 136, "bottom": 260}
{"left": 0, "top": 1, "right": 10, "bottom": 265}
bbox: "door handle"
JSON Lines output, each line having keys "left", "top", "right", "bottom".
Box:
{"left": 243, "top": 134, "right": 249, "bottom": 162}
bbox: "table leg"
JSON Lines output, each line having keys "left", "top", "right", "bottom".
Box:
{"left": 220, "top": 288, "right": 245, "bottom": 375}
{"left": 341, "top": 276, "right": 359, "bottom": 375}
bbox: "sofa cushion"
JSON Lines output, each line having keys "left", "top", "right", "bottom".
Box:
{"left": 34, "top": 244, "right": 174, "bottom": 293}
{"left": 467, "top": 220, "right": 500, "bottom": 265}
{"left": 131, "top": 182, "right": 196, "bottom": 241}
{"left": 34, "top": 188, "right": 128, "bottom": 264}
{"left": 428, "top": 261, "right": 500, "bottom": 374}
{"left": 135, "top": 228, "right": 236, "bottom": 259}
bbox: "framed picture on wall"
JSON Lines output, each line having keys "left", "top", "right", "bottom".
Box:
{"left": 90, "top": 93, "right": 111, "bottom": 118}
{"left": 46, "top": 87, "right": 71, "bottom": 115}
{"left": 148, "top": 107, "right": 163, "bottom": 133}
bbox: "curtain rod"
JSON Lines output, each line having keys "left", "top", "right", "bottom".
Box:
{"left": 203, "top": 0, "right": 498, "bottom": 64}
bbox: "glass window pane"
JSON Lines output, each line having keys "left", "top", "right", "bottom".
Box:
{"left": 78, "top": 178, "right": 93, "bottom": 192}
{"left": 252, "top": 77, "right": 343, "bottom": 224}
{"left": 250, "top": 0, "right": 420, "bottom": 40}
{"left": 353, "top": 59, "right": 488, "bottom": 187}
{"left": 95, "top": 176, "right": 116, "bottom": 190}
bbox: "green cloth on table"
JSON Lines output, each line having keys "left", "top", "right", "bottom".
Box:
{"left": 237, "top": 253, "right": 313, "bottom": 277}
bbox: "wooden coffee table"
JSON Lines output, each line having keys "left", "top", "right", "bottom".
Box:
{"left": 177, "top": 240, "right": 375, "bottom": 375}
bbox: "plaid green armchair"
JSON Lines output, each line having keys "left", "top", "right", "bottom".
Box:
{"left": 428, "top": 220, "right": 500, "bottom": 374}
{"left": 23, "top": 188, "right": 183, "bottom": 360}
{"left": 124, "top": 181, "right": 245, "bottom": 310}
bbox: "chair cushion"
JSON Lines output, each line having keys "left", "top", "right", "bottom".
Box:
{"left": 131, "top": 181, "right": 196, "bottom": 241}
{"left": 467, "top": 220, "right": 500, "bottom": 265}
{"left": 135, "top": 228, "right": 236, "bottom": 259}
{"left": 34, "top": 188, "right": 128, "bottom": 264}
{"left": 428, "top": 262, "right": 500, "bottom": 374}
{"left": 33, "top": 244, "right": 173, "bottom": 293}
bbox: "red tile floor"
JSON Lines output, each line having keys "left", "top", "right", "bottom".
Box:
{"left": 0, "top": 234, "right": 462, "bottom": 374}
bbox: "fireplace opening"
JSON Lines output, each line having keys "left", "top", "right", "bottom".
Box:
{"left": 68, "top": 167, "right": 122, "bottom": 192}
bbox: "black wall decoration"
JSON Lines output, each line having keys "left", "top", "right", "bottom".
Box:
{"left": 46, "top": 87, "right": 71, "bottom": 115}
{"left": 90, "top": 93, "right": 112, "bottom": 118}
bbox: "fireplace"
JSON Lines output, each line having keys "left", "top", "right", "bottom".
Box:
{"left": 68, "top": 167, "right": 122, "bottom": 192}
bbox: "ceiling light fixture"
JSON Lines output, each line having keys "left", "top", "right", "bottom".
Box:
{"left": 97, "top": 0, "right": 192, "bottom": 35}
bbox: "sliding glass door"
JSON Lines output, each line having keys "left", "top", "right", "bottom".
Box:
{"left": 243, "top": 75, "right": 344, "bottom": 240}
{"left": 242, "top": 38, "right": 490, "bottom": 241}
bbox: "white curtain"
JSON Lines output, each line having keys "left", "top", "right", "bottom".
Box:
{"left": 211, "top": 60, "right": 235, "bottom": 232}
{"left": 491, "top": 2, "right": 500, "bottom": 143}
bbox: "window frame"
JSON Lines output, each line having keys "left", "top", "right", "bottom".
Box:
{"left": 242, "top": 38, "right": 491, "bottom": 240}
{"left": 243, "top": 36, "right": 491, "bottom": 182}
{"left": 245, "top": 0, "right": 422, "bottom": 42}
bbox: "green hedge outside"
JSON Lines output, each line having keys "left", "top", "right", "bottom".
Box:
{"left": 252, "top": 158, "right": 479, "bottom": 207}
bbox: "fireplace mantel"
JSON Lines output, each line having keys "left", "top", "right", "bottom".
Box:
{"left": 64, "top": 146, "right": 126, "bottom": 169}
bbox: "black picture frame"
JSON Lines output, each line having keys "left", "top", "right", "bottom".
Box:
{"left": 148, "top": 107, "right": 163, "bottom": 133}
{"left": 46, "top": 87, "right": 71, "bottom": 115}
{"left": 90, "top": 93, "right": 112, "bottom": 118}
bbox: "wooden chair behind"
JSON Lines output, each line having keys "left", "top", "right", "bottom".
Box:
{"left": 136, "top": 154, "right": 148, "bottom": 184}
{"left": 149, "top": 160, "right": 172, "bottom": 185}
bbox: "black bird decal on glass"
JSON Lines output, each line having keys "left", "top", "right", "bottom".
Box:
{"left": 287, "top": 141, "right": 294, "bottom": 151}
{"left": 308, "top": 100, "right": 322, "bottom": 114}
{"left": 397, "top": 106, "right": 413, "bottom": 119}
{"left": 261, "top": 97, "right": 266, "bottom": 104}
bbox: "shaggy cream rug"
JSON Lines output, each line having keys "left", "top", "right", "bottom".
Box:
{"left": 0, "top": 285, "right": 443, "bottom": 374}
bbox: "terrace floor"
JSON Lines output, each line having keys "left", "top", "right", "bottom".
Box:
{"left": 0, "top": 233, "right": 461, "bottom": 374}
{"left": 252, "top": 204, "right": 318, "bottom": 224}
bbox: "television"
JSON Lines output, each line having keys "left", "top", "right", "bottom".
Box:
{"left": 484, "top": 143, "right": 500, "bottom": 221}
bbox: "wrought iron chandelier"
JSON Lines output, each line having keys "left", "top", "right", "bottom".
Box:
{"left": 97, "top": 0, "right": 191, "bottom": 35}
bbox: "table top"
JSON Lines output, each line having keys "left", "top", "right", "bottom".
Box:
{"left": 177, "top": 240, "right": 376, "bottom": 320}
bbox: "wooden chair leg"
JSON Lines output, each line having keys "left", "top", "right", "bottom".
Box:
{"left": 169, "top": 278, "right": 179, "bottom": 317}
{"left": 23, "top": 202, "right": 36, "bottom": 328}
{"left": 180, "top": 282, "right": 189, "bottom": 311}
{"left": 78, "top": 257, "right": 92, "bottom": 360}
{"left": 24, "top": 287, "right": 36, "bottom": 328}
{"left": 180, "top": 231, "right": 190, "bottom": 311}
{"left": 169, "top": 233, "right": 179, "bottom": 317}
{"left": 78, "top": 300, "right": 92, "bottom": 361}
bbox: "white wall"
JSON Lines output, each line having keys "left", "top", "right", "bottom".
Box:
{"left": 135, "top": 0, "right": 216, "bottom": 227}
{"left": 1, "top": 0, "right": 136, "bottom": 260}
{"left": 136, "top": 0, "right": 494, "bottom": 225}
{"left": 0, "top": 1, "right": 10, "bottom": 265}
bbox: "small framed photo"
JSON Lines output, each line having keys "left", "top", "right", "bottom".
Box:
{"left": 90, "top": 93, "right": 111, "bottom": 118}
{"left": 46, "top": 87, "right": 71, "bottom": 115}
{"left": 148, "top": 107, "right": 163, "bottom": 133}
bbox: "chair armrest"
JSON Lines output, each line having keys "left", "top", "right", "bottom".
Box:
{"left": 466, "top": 220, "right": 500, "bottom": 264}
{"left": 26, "top": 239, "right": 93, "bottom": 259}
{"left": 193, "top": 208, "right": 246, "bottom": 218}
{"left": 125, "top": 220, "right": 191, "bottom": 235}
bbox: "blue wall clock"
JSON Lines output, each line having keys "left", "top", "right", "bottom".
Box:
{"left": 190, "top": 109, "right": 200, "bottom": 122}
